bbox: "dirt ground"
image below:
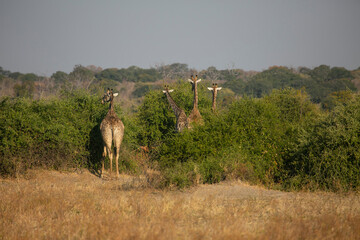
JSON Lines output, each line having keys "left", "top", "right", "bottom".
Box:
{"left": 1, "top": 170, "right": 360, "bottom": 239}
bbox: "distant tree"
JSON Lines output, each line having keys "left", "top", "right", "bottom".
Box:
{"left": 167, "top": 63, "right": 189, "bottom": 77}
{"left": 86, "top": 65, "right": 103, "bottom": 73}
{"left": 309, "top": 65, "right": 331, "bottom": 81}
{"left": 97, "top": 66, "right": 160, "bottom": 83}
{"left": 156, "top": 63, "right": 189, "bottom": 81}
{"left": 0, "top": 67, "right": 11, "bottom": 77}
{"left": 203, "top": 66, "right": 220, "bottom": 81}
{"left": 298, "top": 67, "right": 311, "bottom": 75}
{"left": 120, "top": 66, "right": 159, "bottom": 82}
{"left": 51, "top": 71, "right": 68, "bottom": 85}
{"left": 14, "top": 81, "right": 35, "bottom": 98}
{"left": 132, "top": 84, "right": 152, "bottom": 98}
{"left": 21, "top": 73, "right": 38, "bottom": 82}
{"left": 96, "top": 68, "right": 123, "bottom": 82}
{"left": 68, "top": 65, "right": 95, "bottom": 90}
{"left": 9, "top": 72, "right": 23, "bottom": 80}
{"left": 244, "top": 66, "right": 305, "bottom": 97}
{"left": 244, "top": 78, "right": 272, "bottom": 98}
{"left": 223, "top": 67, "right": 245, "bottom": 81}
{"left": 89, "top": 78, "right": 119, "bottom": 95}
{"left": 140, "top": 68, "right": 160, "bottom": 82}
{"left": 223, "top": 78, "right": 245, "bottom": 95}
{"left": 0, "top": 77, "right": 14, "bottom": 96}
{"left": 35, "top": 77, "right": 56, "bottom": 99}
{"left": 329, "top": 67, "right": 353, "bottom": 80}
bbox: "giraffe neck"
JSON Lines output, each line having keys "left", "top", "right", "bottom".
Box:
{"left": 107, "top": 97, "right": 116, "bottom": 116}
{"left": 193, "top": 80, "right": 198, "bottom": 109}
{"left": 164, "top": 90, "right": 183, "bottom": 118}
{"left": 212, "top": 89, "right": 217, "bottom": 112}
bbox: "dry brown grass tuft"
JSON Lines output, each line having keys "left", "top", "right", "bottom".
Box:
{"left": 1, "top": 170, "right": 359, "bottom": 239}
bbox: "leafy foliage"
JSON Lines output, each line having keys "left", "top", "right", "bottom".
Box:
{"left": 51, "top": 71, "right": 69, "bottom": 85}
{"left": 96, "top": 66, "right": 161, "bottom": 83}
{"left": 0, "top": 91, "right": 137, "bottom": 176}
{"left": 132, "top": 84, "right": 152, "bottom": 98}
{"left": 284, "top": 95, "right": 360, "bottom": 191}
{"left": 145, "top": 88, "right": 313, "bottom": 187}
{"left": 137, "top": 87, "right": 360, "bottom": 191}
{"left": 13, "top": 81, "right": 35, "bottom": 98}
{"left": 243, "top": 67, "right": 304, "bottom": 97}
{"left": 1, "top": 63, "right": 360, "bottom": 192}
{"left": 0, "top": 92, "right": 102, "bottom": 175}
{"left": 136, "top": 81, "right": 212, "bottom": 147}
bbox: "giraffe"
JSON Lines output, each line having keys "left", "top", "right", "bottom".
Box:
{"left": 208, "top": 83, "right": 222, "bottom": 112}
{"left": 163, "top": 85, "right": 189, "bottom": 132}
{"left": 188, "top": 75, "right": 203, "bottom": 126}
{"left": 100, "top": 88, "right": 125, "bottom": 178}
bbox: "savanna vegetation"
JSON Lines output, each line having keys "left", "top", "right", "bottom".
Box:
{"left": 1, "top": 64, "right": 360, "bottom": 192}
{"left": 1, "top": 170, "right": 359, "bottom": 239}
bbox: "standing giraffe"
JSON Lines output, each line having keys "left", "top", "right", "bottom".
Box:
{"left": 100, "top": 88, "right": 125, "bottom": 178}
{"left": 208, "top": 83, "right": 222, "bottom": 112}
{"left": 163, "top": 85, "right": 189, "bottom": 132}
{"left": 188, "top": 75, "right": 203, "bottom": 126}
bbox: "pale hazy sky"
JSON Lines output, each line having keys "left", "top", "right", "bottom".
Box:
{"left": 0, "top": 0, "right": 359, "bottom": 76}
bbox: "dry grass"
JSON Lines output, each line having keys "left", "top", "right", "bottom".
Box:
{"left": 1, "top": 170, "right": 359, "bottom": 240}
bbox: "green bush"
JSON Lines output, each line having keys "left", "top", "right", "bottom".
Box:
{"left": 284, "top": 95, "right": 360, "bottom": 191}
{"left": 149, "top": 88, "right": 320, "bottom": 188}
{"left": 0, "top": 92, "right": 103, "bottom": 175}
{"left": 0, "top": 91, "right": 138, "bottom": 176}
{"left": 136, "top": 81, "right": 212, "bottom": 147}
{"left": 2, "top": 85, "right": 360, "bottom": 192}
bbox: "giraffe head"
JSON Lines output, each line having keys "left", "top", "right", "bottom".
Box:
{"left": 162, "top": 84, "right": 174, "bottom": 93}
{"left": 188, "top": 75, "right": 202, "bottom": 84}
{"left": 207, "top": 83, "right": 222, "bottom": 91}
{"left": 101, "top": 88, "right": 119, "bottom": 104}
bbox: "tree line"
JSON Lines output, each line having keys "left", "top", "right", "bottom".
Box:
{"left": 1, "top": 64, "right": 359, "bottom": 109}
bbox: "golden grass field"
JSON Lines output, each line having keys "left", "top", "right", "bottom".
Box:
{"left": 1, "top": 170, "right": 360, "bottom": 240}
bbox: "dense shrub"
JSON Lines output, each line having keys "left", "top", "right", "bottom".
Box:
{"left": 0, "top": 92, "right": 102, "bottom": 175}
{"left": 0, "top": 91, "right": 137, "bottom": 176}
{"left": 151, "top": 88, "right": 358, "bottom": 191}
{"left": 136, "top": 81, "right": 212, "bottom": 147}
{"left": 284, "top": 95, "right": 360, "bottom": 191}
{"left": 149, "top": 88, "right": 321, "bottom": 188}
{"left": 2, "top": 85, "right": 360, "bottom": 192}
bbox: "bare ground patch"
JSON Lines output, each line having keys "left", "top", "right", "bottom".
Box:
{"left": 1, "top": 170, "right": 359, "bottom": 239}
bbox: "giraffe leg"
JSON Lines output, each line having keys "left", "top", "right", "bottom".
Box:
{"left": 100, "top": 124, "right": 113, "bottom": 177}
{"left": 101, "top": 145, "right": 107, "bottom": 177}
{"left": 113, "top": 129, "right": 124, "bottom": 178}
{"left": 107, "top": 147, "right": 113, "bottom": 175}
{"left": 115, "top": 148, "right": 119, "bottom": 178}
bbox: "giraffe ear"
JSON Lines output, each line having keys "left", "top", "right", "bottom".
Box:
{"left": 207, "top": 87, "right": 213, "bottom": 91}
{"left": 113, "top": 93, "right": 119, "bottom": 97}
{"left": 197, "top": 79, "right": 202, "bottom": 83}
{"left": 188, "top": 79, "right": 194, "bottom": 84}
{"left": 217, "top": 87, "right": 222, "bottom": 91}
{"left": 168, "top": 89, "right": 174, "bottom": 92}
{"left": 162, "top": 90, "right": 167, "bottom": 93}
